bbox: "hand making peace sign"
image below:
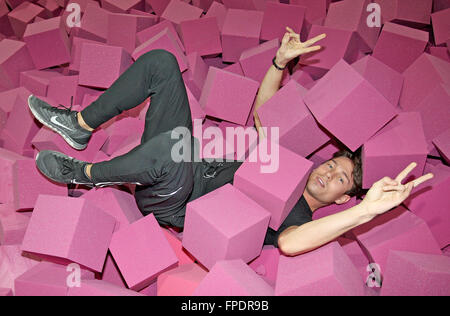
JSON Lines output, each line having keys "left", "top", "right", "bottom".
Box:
{"left": 361, "top": 162, "right": 434, "bottom": 217}
{"left": 275, "top": 26, "right": 326, "bottom": 68}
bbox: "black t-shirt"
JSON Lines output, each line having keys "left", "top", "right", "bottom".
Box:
{"left": 263, "top": 195, "right": 313, "bottom": 248}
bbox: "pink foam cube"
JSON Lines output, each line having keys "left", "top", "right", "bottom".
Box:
{"left": 132, "top": 29, "right": 188, "bottom": 72}
{"left": 0, "top": 148, "right": 27, "bottom": 204}
{"left": 239, "top": 39, "right": 282, "bottom": 83}
{"left": 303, "top": 59, "right": 397, "bottom": 151}
{"left": 412, "top": 83, "right": 450, "bottom": 153}
{"left": 0, "top": 87, "right": 31, "bottom": 114}
{"left": 46, "top": 75, "right": 96, "bottom": 109}
{"left": 69, "top": 37, "right": 105, "bottom": 72}
{"left": 351, "top": 55, "right": 404, "bottom": 107}
{"left": 101, "top": 0, "right": 144, "bottom": 13}
{"left": 221, "top": 0, "right": 265, "bottom": 11}
{"left": 179, "top": 17, "right": 222, "bottom": 56}
{"left": 372, "top": 22, "right": 429, "bottom": 73}
{"left": 12, "top": 158, "right": 67, "bottom": 211}
{"left": 81, "top": 187, "right": 143, "bottom": 232}
{"left": 404, "top": 164, "right": 450, "bottom": 248}
{"left": 399, "top": 53, "right": 450, "bottom": 111}
{"left": 36, "top": 0, "right": 62, "bottom": 19}
{"left": 429, "top": 46, "right": 450, "bottom": 62}
{"left": 248, "top": 245, "right": 281, "bottom": 287}
{"left": 191, "top": 0, "right": 215, "bottom": 11}
{"left": 0, "top": 203, "right": 30, "bottom": 245}
{"left": 109, "top": 214, "right": 178, "bottom": 290}
{"left": 257, "top": 80, "right": 329, "bottom": 157}
{"left": 193, "top": 259, "right": 274, "bottom": 296}
{"left": 136, "top": 19, "right": 185, "bottom": 51}
{"left": 161, "top": 0, "right": 203, "bottom": 25}
{"left": 68, "top": 279, "right": 145, "bottom": 296}
{"left": 19, "top": 70, "right": 63, "bottom": 97}
{"left": 312, "top": 197, "right": 358, "bottom": 220}
{"left": 299, "top": 25, "right": 365, "bottom": 79}
{"left": 433, "top": 129, "right": 450, "bottom": 164}
{"left": 7, "top": 1, "right": 44, "bottom": 38}
{"left": 432, "top": 8, "right": 450, "bottom": 45}
{"left": 199, "top": 66, "right": 259, "bottom": 125}
{"left": 290, "top": 0, "right": 327, "bottom": 25}
{"left": 204, "top": 0, "right": 227, "bottom": 32}
{"left": 260, "top": 2, "right": 306, "bottom": 42}
{"left": 15, "top": 262, "right": 95, "bottom": 296}
{"left": 21, "top": 195, "right": 117, "bottom": 272}
{"left": 100, "top": 117, "right": 144, "bottom": 156}
{"left": 74, "top": 2, "right": 109, "bottom": 42}
{"left": 290, "top": 66, "right": 315, "bottom": 87}
{"left": 107, "top": 13, "right": 157, "bottom": 55}
{"left": 362, "top": 112, "right": 428, "bottom": 188}
{"left": 146, "top": 0, "right": 171, "bottom": 16}
{"left": 0, "top": 39, "right": 35, "bottom": 89}
{"left": 0, "top": 0, "right": 14, "bottom": 37}
{"left": 0, "top": 245, "right": 41, "bottom": 293}
{"left": 377, "top": 0, "right": 433, "bottom": 26}
{"left": 78, "top": 43, "right": 133, "bottom": 89}
{"left": 183, "top": 52, "right": 208, "bottom": 101}
{"left": 162, "top": 228, "right": 196, "bottom": 266}
{"left": 32, "top": 124, "right": 108, "bottom": 163}
{"left": 157, "top": 263, "right": 208, "bottom": 296}
{"left": 61, "top": 0, "right": 99, "bottom": 34}
{"left": 99, "top": 253, "right": 128, "bottom": 288}
{"left": 275, "top": 241, "right": 365, "bottom": 296}
{"left": 23, "top": 17, "right": 71, "bottom": 70}
{"left": 0, "top": 92, "right": 41, "bottom": 157}
{"left": 338, "top": 237, "right": 371, "bottom": 282}
{"left": 234, "top": 141, "right": 313, "bottom": 230}
{"left": 381, "top": 250, "right": 450, "bottom": 296}
{"left": 221, "top": 9, "right": 264, "bottom": 62}
{"left": 352, "top": 205, "right": 442, "bottom": 274}
{"left": 223, "top": 62, "right": 244, "bottom": 76}
{"left": 182, "top": 184, "right": 271, "bottom": 270}
{"left": 0, "top": 288, "right": 13, "bottom": 296}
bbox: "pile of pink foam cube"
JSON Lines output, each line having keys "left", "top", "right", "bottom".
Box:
{"left": 0, "top": 0, "right": 449, "bottom": 296}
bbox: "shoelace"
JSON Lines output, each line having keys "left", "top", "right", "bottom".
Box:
{"left": 56, "top": 95, "right": 74, "bottom": 112}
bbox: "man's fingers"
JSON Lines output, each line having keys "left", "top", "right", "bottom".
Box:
{"left": 302, "top": 33, "right": 326, "bottom": 47}
{"left": 298, "top": 45, "right": 322, "bottom": 54}
{"left": 395, "top": 162, "right": 417, "bottom": 183}
{"left": 409, "top": 173, "right": 434, "bottom": 188}
{"left": 286, "top": 26, "right": 300, "bottom": 39}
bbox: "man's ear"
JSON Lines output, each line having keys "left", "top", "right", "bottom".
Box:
{"left": 335, "top": 194, "right": 351, "bottom": 205}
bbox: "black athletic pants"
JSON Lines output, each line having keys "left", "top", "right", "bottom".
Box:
{"left": 80, "top": 49, "right": 242, "bottom": 227}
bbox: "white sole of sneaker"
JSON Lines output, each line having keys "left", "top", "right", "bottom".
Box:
{"left": 28, "top": 95, "right": 87, "bottom": 151}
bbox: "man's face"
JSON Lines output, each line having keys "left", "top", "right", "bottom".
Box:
{"left": 305, "top": 156, "right": 355, "bottom": 205}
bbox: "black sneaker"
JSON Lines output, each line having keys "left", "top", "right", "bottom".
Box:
{"left": 35, "top": 150, "right": 94, "bottom": 186}
{"left": 28, "top": 94, "right": 92, "bottom": 150}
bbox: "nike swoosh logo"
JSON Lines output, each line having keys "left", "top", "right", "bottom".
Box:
{"left": 156, "top": 187, "right": 183, "bottom": 197}
{"left": 50, "top": 116, "right": 76, "bottom": 132}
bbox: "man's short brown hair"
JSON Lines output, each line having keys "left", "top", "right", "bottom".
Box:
{"left": 332, "top": 147, "right": 363, "bottom": 198}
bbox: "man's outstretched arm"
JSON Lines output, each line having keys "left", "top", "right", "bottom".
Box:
{"left": 253, "top": 27, "right": 325, "bottom": 139}
{"left": 278, "top": 163, "right": 434, "bottom": 256}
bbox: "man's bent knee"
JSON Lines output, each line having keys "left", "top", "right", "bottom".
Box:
{"left": 138, "top": 49, "right": 179, "bottom": 73}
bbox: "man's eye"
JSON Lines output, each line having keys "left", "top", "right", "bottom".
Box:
{"left": 339, "top": 178, "right": 344, "bottom": 184}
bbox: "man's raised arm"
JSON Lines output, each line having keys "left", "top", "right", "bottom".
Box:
{"left": 278, "top": 163, "right": 434, "bottom": 256}
{"left": 253, "top": 27, "right": 325, "bottom": 138}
